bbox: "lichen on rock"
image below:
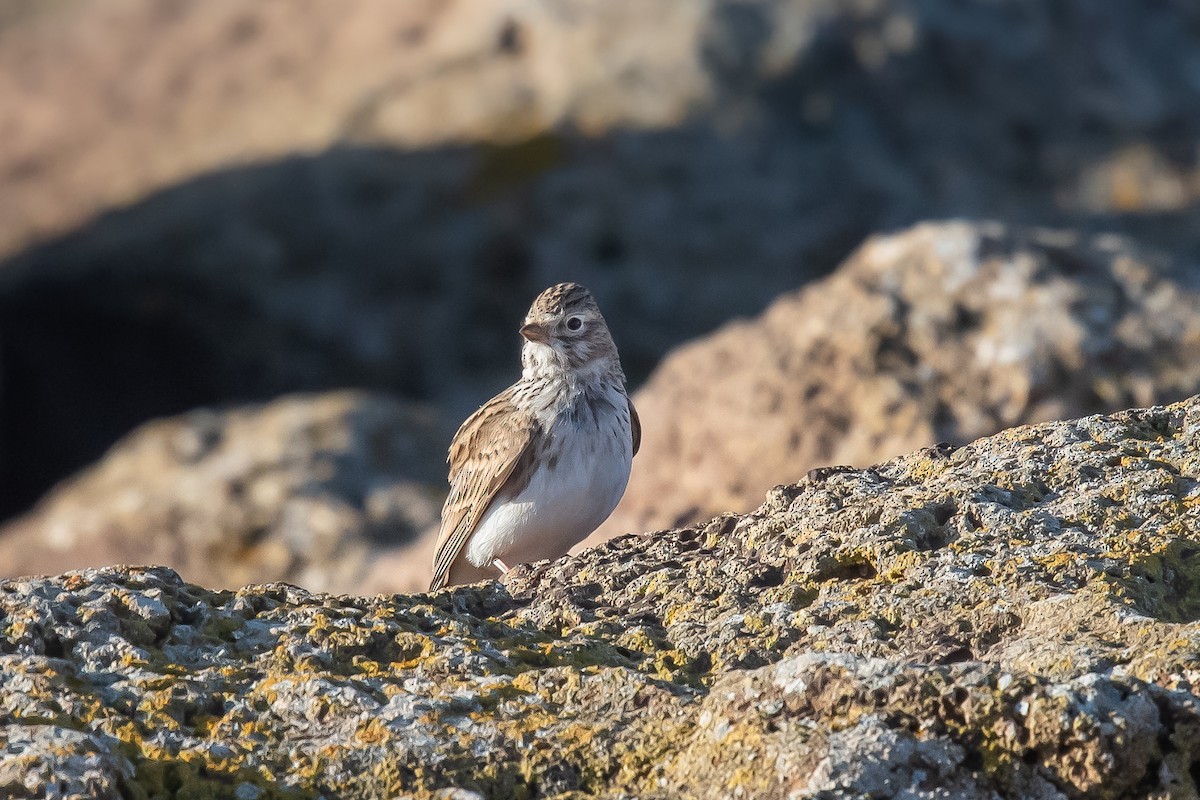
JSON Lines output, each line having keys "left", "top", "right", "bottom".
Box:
{"left": 4, "top": 396, "right": 1200, "bottom": 797}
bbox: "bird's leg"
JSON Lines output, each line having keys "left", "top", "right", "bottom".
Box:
{"left": 492, "top": 558, "right": 511, "bottom": 574}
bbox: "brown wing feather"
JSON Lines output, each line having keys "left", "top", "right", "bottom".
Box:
{"left": 429, "top": 387, "right": 539, "bottom": 590}
{"left": 628, "top": 396, "right": 641, "bottom": 456}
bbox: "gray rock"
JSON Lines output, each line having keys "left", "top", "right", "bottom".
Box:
{"left": 3, "top": 396, "right": 1200, "bottom": 797}
{"left": 0, "top": 724, "right": 133, "bottom": 800}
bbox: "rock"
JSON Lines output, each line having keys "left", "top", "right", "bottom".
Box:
{"left": 6, "top": 0, "right": 1200, "bottom": 519}
{"left": 598, "top": 221, "right": 1200, "bottom": 537}
{"left": 0, "top": 391, "right": 447, "bottom": 593}
{"left": 0, "top": 725, "right": 135, "bottom": 800}
{"left": 3, "top": 396, "right": 1200, "bottom": 797}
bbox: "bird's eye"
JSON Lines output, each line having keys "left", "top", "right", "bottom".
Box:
{"left": 566, "top": 316, "right": 583, "bottom": 331}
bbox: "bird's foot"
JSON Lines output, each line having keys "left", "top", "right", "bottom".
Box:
{"left": 492, "top": 558, "right": 511, "bottom": 574}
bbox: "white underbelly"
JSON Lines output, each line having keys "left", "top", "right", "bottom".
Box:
{"left": 465, "top": 420, "right": 632, "bottom": 569}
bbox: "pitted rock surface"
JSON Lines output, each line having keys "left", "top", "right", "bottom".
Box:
{"left": 3, "top": 397, "right": 1200, "bottom": 798}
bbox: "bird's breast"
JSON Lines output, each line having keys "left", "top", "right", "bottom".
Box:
{"left": 464, "top": 386, "right": 633, "bottom": 568}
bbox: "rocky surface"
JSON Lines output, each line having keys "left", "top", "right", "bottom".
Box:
{"left": 0, "top": 391, "right": 446, "bottom": 594}
{"left": 597, "top": 221, "right": 1200, "bottom": 538}
{"left": 6, "top": 0, "right": 1200, "bottom": 519}
{"left": 3, "top": 396, "right": 1200, "bottom": 798}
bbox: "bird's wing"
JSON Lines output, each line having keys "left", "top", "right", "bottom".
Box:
{"left": 429, "top": 388, "right": 540, "bottom": 590}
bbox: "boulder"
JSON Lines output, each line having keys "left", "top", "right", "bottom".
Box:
{"left": 3, "top": 396, "right": 1200, "bottom": 797}
{"left": 0, "top": 391, "right": 446, "bottom": 593}
{"left": 598, "top": 221, "right": 1200, "bottom": 537}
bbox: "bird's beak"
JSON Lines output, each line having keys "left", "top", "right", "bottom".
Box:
{"left": 520, "top": 322, "right": 552, "bottom": 344}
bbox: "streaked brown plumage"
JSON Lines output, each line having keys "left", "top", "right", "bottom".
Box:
{"left": 429, "top": 283, "right": 639, "bottom": 590}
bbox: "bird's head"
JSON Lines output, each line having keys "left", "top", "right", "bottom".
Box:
{"left": 519, "top": 282, "right": 621, "bottom": 380}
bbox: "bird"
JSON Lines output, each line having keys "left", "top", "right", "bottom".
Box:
{"left": 429, "top": 282, "right": 640, "bottom": 590}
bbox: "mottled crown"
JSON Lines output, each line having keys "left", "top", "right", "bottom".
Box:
{"left": 520, "top": 282, "right": 622, "bottom": 378}
{"left": 527, "top": 283, "right": 598, "bottom": 319}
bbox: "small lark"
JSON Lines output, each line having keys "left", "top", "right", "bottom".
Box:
{"left": 429, "top": 283, "right": 640, "bottom": 590}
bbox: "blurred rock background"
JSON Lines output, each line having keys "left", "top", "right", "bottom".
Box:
{"left": 1, "top": 0, "right": 1200, "bottom": 593}
{"left": 597, "top": 221, "right": 1200, "bottom": 540}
